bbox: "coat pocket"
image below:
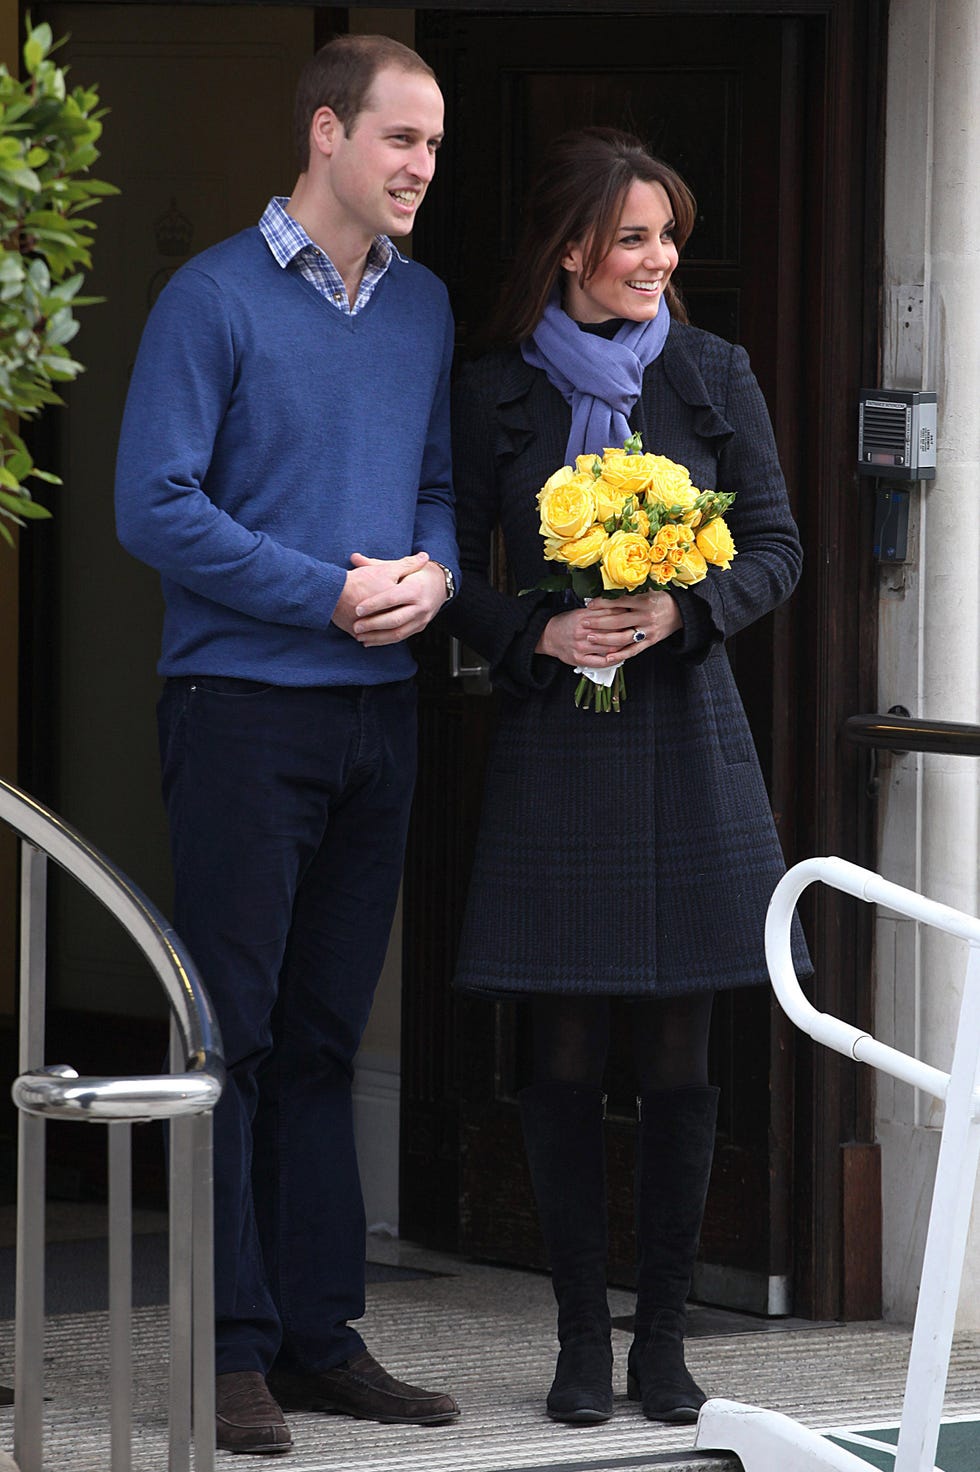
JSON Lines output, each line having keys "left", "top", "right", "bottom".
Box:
{"left": 707, "top": 671, "right": 755, "bottom": 765}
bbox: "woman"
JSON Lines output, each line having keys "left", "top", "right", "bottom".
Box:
{"left": 441, "top": 128, "right": 809, "bottom": 1426}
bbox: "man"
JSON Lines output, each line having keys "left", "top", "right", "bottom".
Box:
{"left": 115, "top": 35, "right": 460, "bottom": 1456}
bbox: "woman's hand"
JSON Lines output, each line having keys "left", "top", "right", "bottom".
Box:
{"left": 535, "top": 592, "right": 682, "bottom": 668}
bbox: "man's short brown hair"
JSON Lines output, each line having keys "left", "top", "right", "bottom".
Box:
{"left": 293, "top": 34, "right": 438, "bottom": 171}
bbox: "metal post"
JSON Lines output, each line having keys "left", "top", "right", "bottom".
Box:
{"left": 169, "top": 1019, "right": 192, "bottom": 1472}
{"left": 14, "top": 844, "right": 48, "bottom": 1472}
{"left": 108, "top": 1122, "right": 133, "bottom": 1472}
{"left": 192, "top": 1109, "right": 216, "bottom": 1472}
{"left": 1, "top": 779, "right": 224, "bottom": 1472}
{"left": 894, "top": 940, "right": 980, "bottom": 1472}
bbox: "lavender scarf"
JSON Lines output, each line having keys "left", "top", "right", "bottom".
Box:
{"left": 521, "top": 290, "right": 671, "bottom": 461}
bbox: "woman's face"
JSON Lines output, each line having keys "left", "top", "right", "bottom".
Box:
{"left": 561, "top": 179, "right": 679, "bottom": 324}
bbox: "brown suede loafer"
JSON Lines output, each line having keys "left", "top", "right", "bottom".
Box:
{"left": 269, "top": 1350, "right": 459, "bottom": 1425}
{"left": 216, "top": 1371, "right": 293, "bottom": 1455}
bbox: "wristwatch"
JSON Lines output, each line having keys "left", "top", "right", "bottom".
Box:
{"left": 434, "top": 562, "right": 456, "bottom": 601}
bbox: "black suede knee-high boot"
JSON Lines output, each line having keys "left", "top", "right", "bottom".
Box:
{"left": 628, "top": 1086, "right": 719, "bottom": 1423}
{"left": 518, "top": 1082, "right": 613, "bottom": 1423}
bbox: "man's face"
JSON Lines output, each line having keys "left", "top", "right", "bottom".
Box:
{"left": 327, "top": 67, "right": 445, "bottom": 240}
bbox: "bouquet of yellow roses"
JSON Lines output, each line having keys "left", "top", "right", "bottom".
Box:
{"left": 527, "top": 435, "right": 737, "bottom": 711}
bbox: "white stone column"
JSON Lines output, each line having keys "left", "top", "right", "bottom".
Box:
{"left": 877, "top": 0, "right": 980, "bottom": 1327}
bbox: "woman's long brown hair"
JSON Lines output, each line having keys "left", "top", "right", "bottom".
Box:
{"left": 487, "top": 127, "right": 697, "bottom": 346}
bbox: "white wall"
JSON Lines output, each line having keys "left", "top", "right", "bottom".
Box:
{"left": 877, "top": 0, "right": 980, "bottom": 1327}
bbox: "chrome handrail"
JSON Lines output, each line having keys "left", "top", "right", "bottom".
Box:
{"left": 0, "top": 777, "right": 223, "bottom": 1082}
{"left": 13, "top": 1065, "right": 222, "bottom": 1119}
{"left": 0, "top": 775, "right": 225, "bottom": 1472}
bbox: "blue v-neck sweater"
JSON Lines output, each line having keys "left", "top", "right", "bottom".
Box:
{"left": 115, "top": 227, "right": 458, "bottom": 686}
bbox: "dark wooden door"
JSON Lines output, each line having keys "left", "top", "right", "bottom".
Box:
{"left": 402, "top": 4, "right": 881, "bottom": 1320}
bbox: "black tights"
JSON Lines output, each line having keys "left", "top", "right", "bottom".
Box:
{"left": 530, "top": 993, "right": 714, "bottom": 1095}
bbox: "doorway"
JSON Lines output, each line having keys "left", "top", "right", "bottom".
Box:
{"left": 17, "top": 0, "right": 883, "bottom": 1319}
{"left": 401, "top": 3, "right": 882, "bottom": 1323}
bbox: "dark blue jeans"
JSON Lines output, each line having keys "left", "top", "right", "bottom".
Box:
{"left": 157, "top": 676, "right": 417, "bottom": 1375}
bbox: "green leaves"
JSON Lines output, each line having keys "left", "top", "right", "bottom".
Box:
{"left": 569, "top": 567, "right": 596, "bottom": 600}
{"left": 519, "top": 574, "right": 570, "bottom": 595}
{"left": 0, "top": 425, "right": 58, "bottom": 543}
{"left": 0, "top": 13, "right": 118, "bottom": 538}
{"left": 22, "top": 22, "right": 54, "bottom": 73}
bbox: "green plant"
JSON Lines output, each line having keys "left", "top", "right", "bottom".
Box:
{"left": 0, "top": 16, "right": 117, "bottom": 545}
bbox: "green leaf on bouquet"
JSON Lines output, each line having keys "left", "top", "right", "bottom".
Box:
{"left": 520, "top": 574, "right": 570, "bottom": 595}
{"left": 570, "top": 566, "right": 600, "bottom": 600}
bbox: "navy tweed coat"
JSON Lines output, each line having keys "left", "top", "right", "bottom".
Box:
{"left": 442, "top": 321, "right": 811, "bottom": 997}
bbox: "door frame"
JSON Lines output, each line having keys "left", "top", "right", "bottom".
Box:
{"left": 401, "top": 0, "right": 886, "bottom": 1323}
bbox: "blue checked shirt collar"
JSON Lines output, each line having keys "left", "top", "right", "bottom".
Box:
{"left": 259, "top": 196, "right": 406, "bottom": 315}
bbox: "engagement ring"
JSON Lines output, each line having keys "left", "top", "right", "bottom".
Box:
{"left": 631, "top": 628, "right": 646, "bottom": 644}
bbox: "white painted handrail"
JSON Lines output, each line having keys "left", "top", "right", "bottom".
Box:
{"left": 765, "top": 855, "right": 980, "bottom": 1104}
{"left": 699, "top": 854, "right": 980, "bottom": 1472}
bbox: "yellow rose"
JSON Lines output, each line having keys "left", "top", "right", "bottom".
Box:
{"left": 600, "top": 530, "right": 652, "bottom": 591}
{"left": 600, "top": 449, "right": 655, "bottom": 498}
{"left": 574, "top": 453, "right": 603, "bottom": 476}
{"left": 649, "top": 560, "right": 677, "bottom": 586}
{"left": 696, "top": 516, "right": 737, "bottom": 569}
{"left": 650, "top": 523, "right": 692, "bottom": 567}
{"left": 633, "top": 507, "right": 651, "bottom": 538}
{"left": 671, "top": 545, "right": 709, "bottom": 586}
{"left": 644, "top": 455, "right": 698, "bottom": 514}
{"left": 553, "top": 523, "right": 609, "bottom": 568}
{"left": 541, "top": 465, "right": 575, "bottom": 493}
{"left": 593, "top": 479, "right": 633, "bottom": 523}
{"left": 538, "top": 471, "right": 596, "bottom": 540}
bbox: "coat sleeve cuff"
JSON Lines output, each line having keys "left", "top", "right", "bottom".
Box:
{"left": 666, "top": 586, "right": 725, "bottom": 664}
{"left": 489, "top": 597, "right": 562, "bottom": 696}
